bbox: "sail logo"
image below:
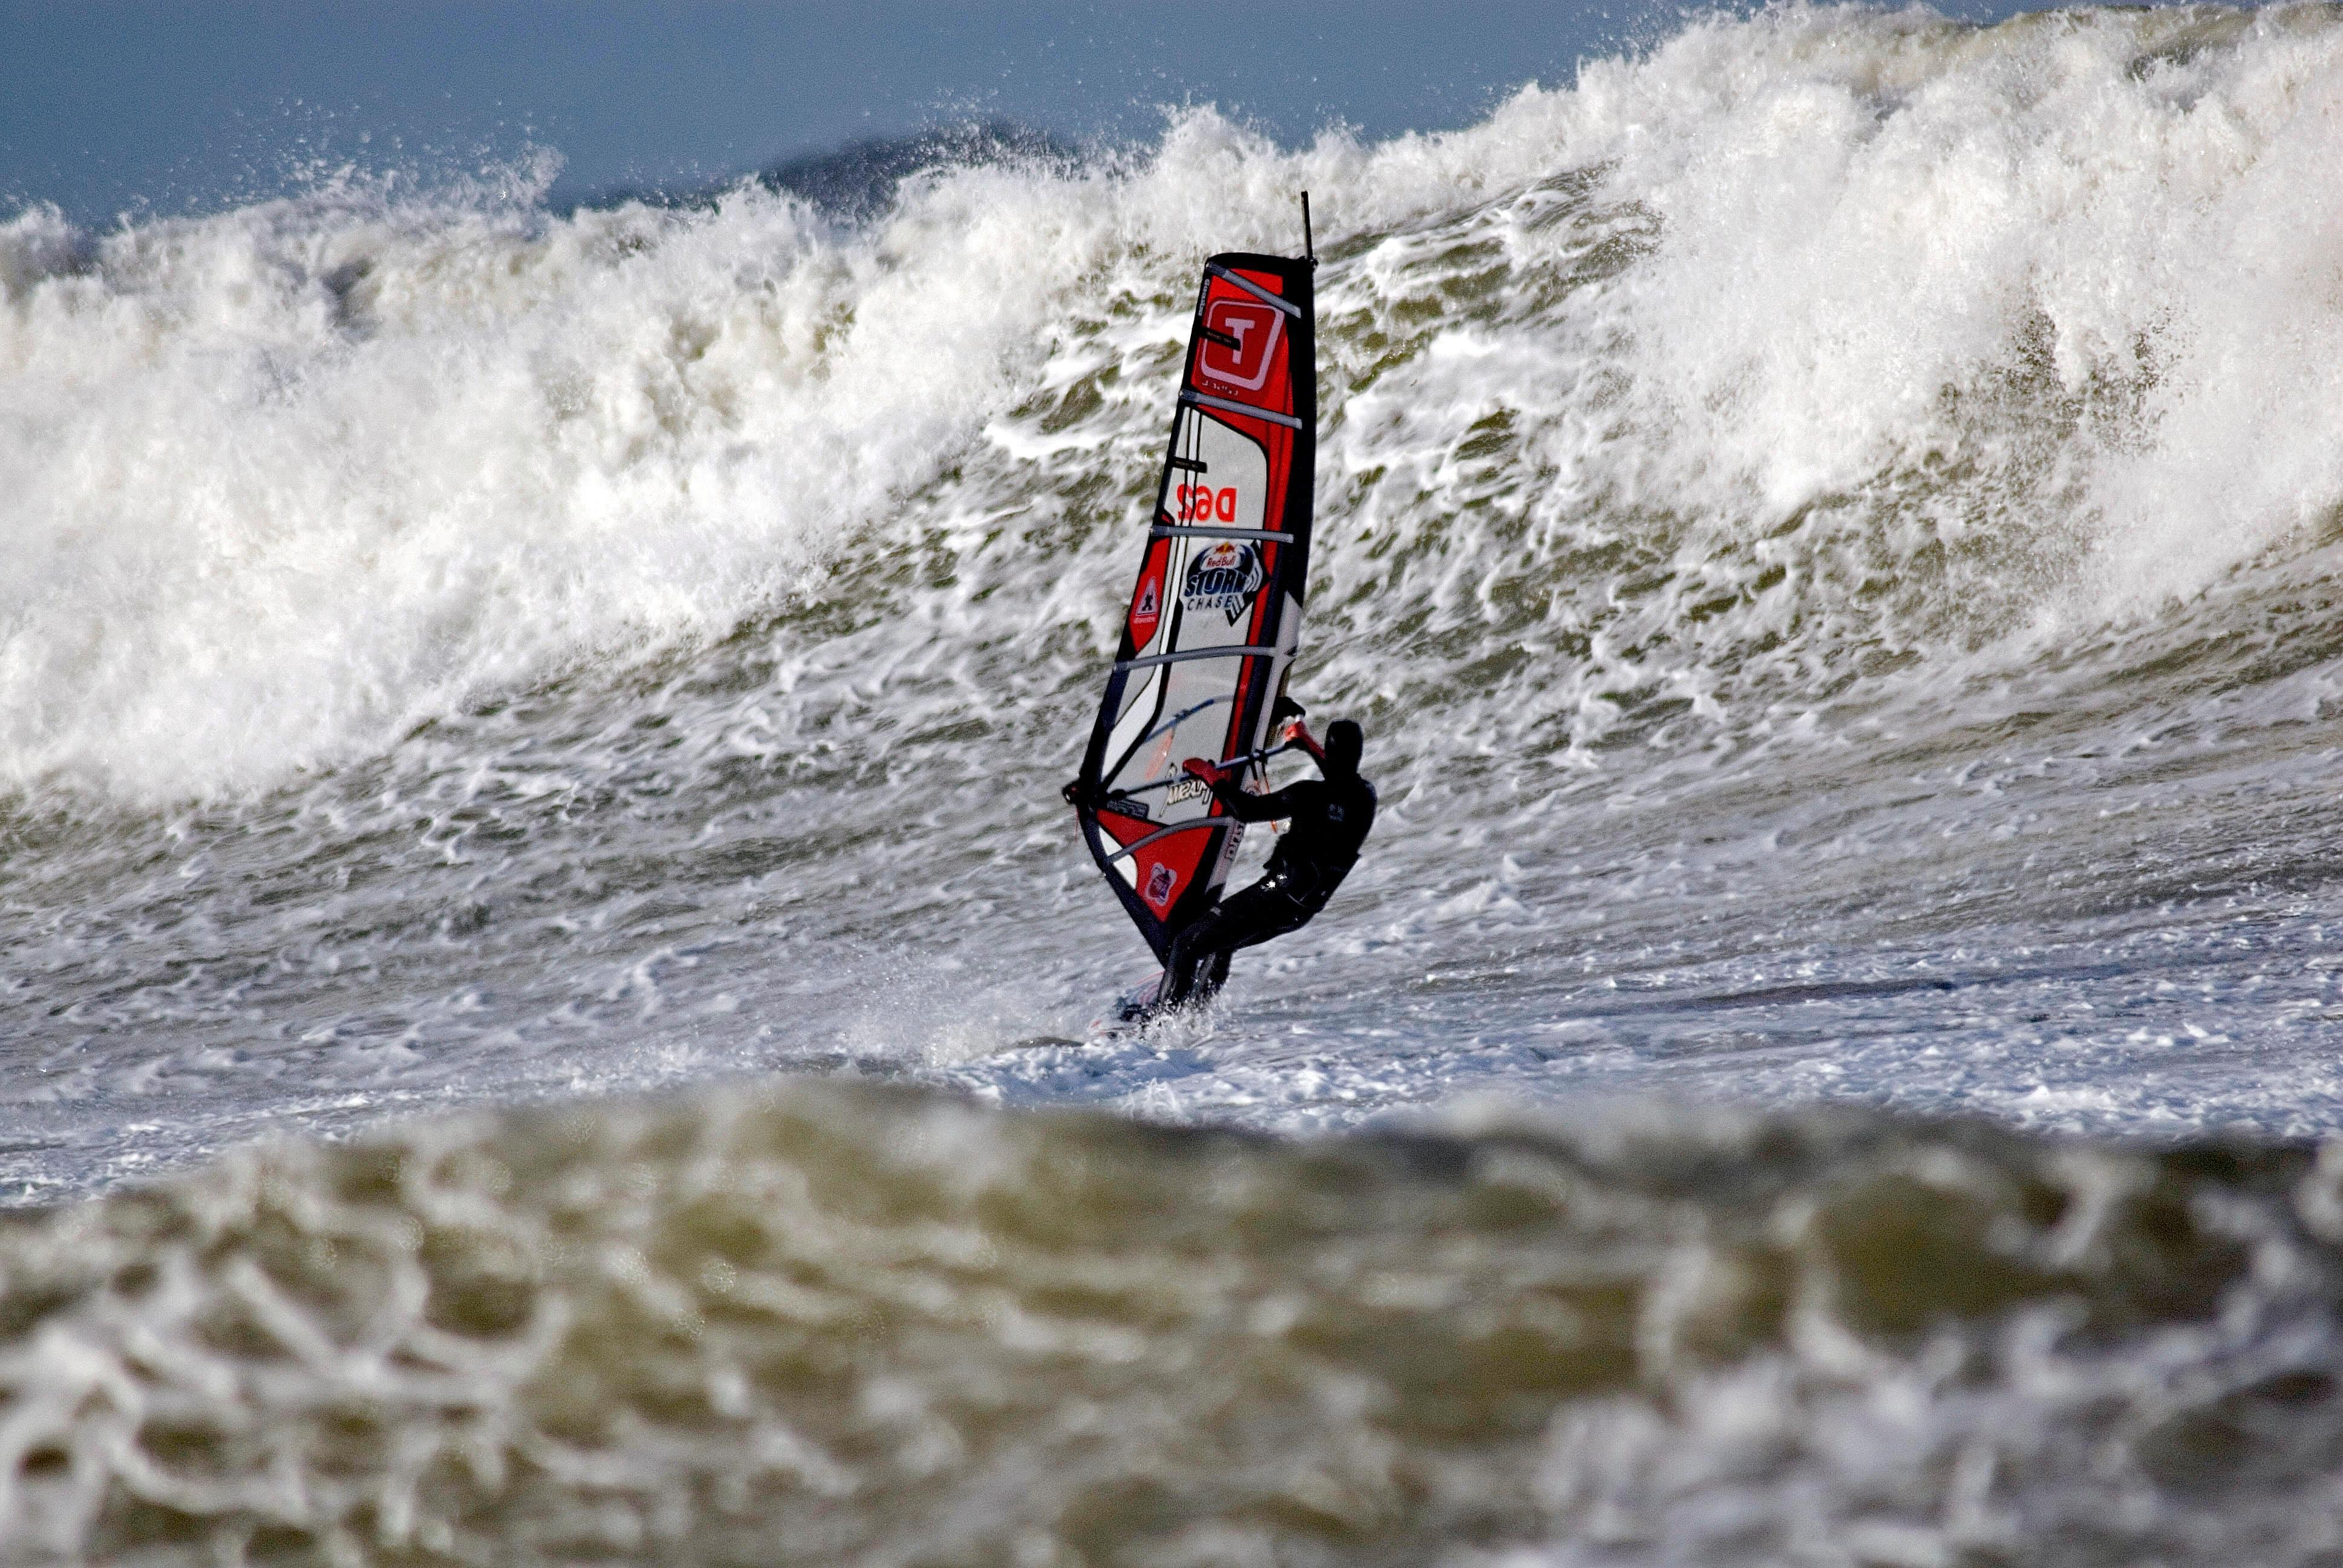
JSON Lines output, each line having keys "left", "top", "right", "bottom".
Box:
{"left": 1128, "top": 568, "right": 1163, "bottom": 646}
{"left": 1144, "top": 860, "right": 1178, "bottom": 910}
{"left": 1198, "top": 299, "right": 1283, "bottom": 392}
{"left": 1182, "top": 541, "right": 1263, "bottom": 625}
{"left": 1174, "top": 484, "right": 1239, "bottom": 523}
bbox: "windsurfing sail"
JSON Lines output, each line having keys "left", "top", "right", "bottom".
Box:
{"left": 1067, "top": 246, "right": 1316, "bottom": 962}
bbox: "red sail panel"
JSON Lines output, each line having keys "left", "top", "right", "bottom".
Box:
{"left": 1067, "top": 252, "right": 1317, "bottom": 962}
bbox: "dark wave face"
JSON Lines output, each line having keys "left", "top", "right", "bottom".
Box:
{"left": 3, "top": 1079, "right": 2341, "bottom": 1567}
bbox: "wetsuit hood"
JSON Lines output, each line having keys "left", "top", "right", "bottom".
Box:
{"left": 1325, "top": 720, "right": 1363, "bottom": 778}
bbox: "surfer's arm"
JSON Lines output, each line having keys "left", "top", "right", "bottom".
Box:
{"left": 1283, "top": 720, "right": 1327, "bottom": 768}
{"left": 1217, "top": 781, "right": 1300, "bottom": 822}
{"left": 1209, "top": 771, "right": 1300, "bottom": 822}
{"left": 1181, "top": 756, "right": 1294, "bottom": 822}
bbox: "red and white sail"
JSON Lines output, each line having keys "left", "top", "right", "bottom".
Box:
{"left": 1069, "top": 251, "right": 1317, "bottom": 961}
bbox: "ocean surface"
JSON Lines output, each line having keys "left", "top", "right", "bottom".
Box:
{"left": 8, "top": 4, "right": 2343, "bottom": 1560}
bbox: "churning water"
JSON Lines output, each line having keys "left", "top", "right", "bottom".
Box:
{"left": 9, "top": 4, "right": 2343, "bottom": 1560}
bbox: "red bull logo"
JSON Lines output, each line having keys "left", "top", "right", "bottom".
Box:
{"left": 1181, "top": 540, "right": 1263, "bottom": 626}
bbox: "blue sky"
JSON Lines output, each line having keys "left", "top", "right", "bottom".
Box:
{"left": 8, "top": 2, "right": 2027, "bottom": 223}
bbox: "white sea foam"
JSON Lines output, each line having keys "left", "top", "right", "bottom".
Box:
{"left": 10, "top": 5, "right": 2343, "bottom": 806}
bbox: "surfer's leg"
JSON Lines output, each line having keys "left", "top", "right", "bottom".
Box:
{"left": 1175, "top": 946, "right": 1236, "bottom": 1010}
{"left": 1158, "top": 900, "right": 1237, "bottom": 1010}
{"left": 1153, "top": 900, "right": 1227, "bottom": 1008}
{"left": 1173, "top": 950, "right": 1227, "bottom": 1009}
{"left": 1161, "top": 883, "right": 1294, "bottom": 1009}
{"left": 1161, "top": 881, "right": 1316, "bottom": 1009}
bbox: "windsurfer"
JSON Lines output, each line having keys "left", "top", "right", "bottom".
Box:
{"left": 1155, "top": 718, "right": 1376, "bottom": 1011}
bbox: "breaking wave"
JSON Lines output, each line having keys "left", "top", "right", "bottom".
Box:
{"left": 8, "top": 4, "right": 2343, "bottom": 808}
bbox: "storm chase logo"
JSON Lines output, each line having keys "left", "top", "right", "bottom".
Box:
{"left": 1181, "top": 541, "right": 1263, "bottom": 625}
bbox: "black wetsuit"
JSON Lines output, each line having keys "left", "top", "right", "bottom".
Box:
{"left": 1158, "top": 763, "right": 1377, "bottom": 1009}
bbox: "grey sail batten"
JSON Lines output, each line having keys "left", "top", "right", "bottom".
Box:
{"left": 1181, "top": 391, "right": 1303, "bottom": 430}
{"left": 1149, "top": 526, "right": 1296, "bottom": 543}
{"left": 1206, "top": 263, "right": 1303, "bottom": 317}
{"left": 1114, "top": 645, "right": 1283, "bottom": 673}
